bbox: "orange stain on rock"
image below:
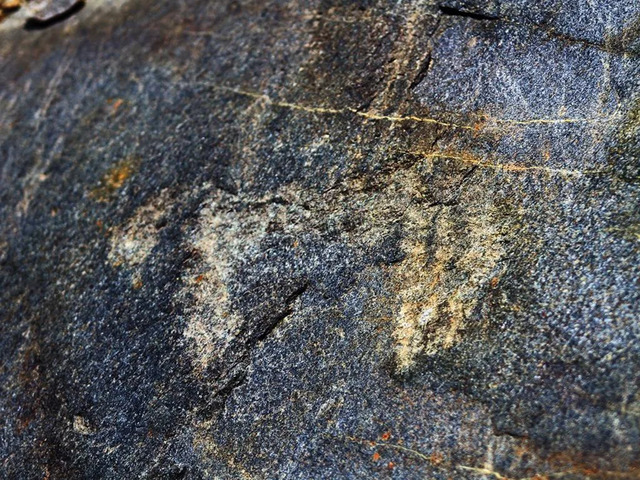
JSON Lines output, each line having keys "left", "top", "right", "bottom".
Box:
{"left": 112, "top": 98, "right": 124, "bottom": 114}
{"left": 372, "top": 452, "right": 381, "bottom": 462}
{"left": 90, "top": 157, "right": 139, "bottom": 202}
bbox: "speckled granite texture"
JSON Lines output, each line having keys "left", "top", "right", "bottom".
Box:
{"left": 1, "top": 0, "right": 639, "bottom": 478}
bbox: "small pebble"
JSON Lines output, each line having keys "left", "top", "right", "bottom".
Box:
{"left": 25, "top": 0, "right": 82, "bottom": 22}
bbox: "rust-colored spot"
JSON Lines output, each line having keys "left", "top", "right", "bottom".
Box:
{"left": 429, "top": 452, "right": 444, "bottom": 465}
{"left": 90, "top": 157, "right": 139, "bottom": 202}
{"left": 372, "top": 452, "right": 381, "bottom": 462}
{"left": 195, "top": 274, "right": 205, "bottom": 283}
{"left": 473, "top": 114, "right": 488, "bottom": 134}
{"left": 514, "top": 445, "right": 527, "bottom": 457}
{"left": 513, "top": 445, "right": 640, "bottom": 480}
{"left": 387, "top": 462, "right": 395, "bottom": 469}
{"left": 380, "top": 431, "right": 391, "bottom": 441}
{"left": 16, "top": 416, "right": 32, "bottom": 433}
{"left": 490, "top": 276, "right": 499, "bottom": 288}
{"left": 111, "top": 98, "right": 125, "bottom": 114}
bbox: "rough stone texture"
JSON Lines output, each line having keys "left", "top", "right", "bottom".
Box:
{"left": 1, "top": 0, "right": 639, "bottom": 478}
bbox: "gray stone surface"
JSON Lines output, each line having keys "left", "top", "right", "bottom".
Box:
{"left": 1, "top": 0, "right": 639, "bottom": 478}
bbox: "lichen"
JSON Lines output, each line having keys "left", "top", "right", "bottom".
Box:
{"left": 107, "top": 190, "right": 168, "bottom": 268}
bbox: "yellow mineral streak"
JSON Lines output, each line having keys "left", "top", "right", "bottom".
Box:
{"left": 206, "top": 84, "right": 619, "bottom": 132}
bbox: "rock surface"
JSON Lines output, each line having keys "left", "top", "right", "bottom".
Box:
{"left": 1, "top": 0, "right": 639, "bottom": 478}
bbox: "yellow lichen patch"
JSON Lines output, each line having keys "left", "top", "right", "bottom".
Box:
{"left": 607, "top": 224, "right": 640, "bottom": 242}
{"left": 107, "top": 191, "right": 168, "bottom": 268}
{"left": 178, "top": 190, "right": 298, "bottom": 369}
{"left": 392, "top": 241, "right": 431, "bottom": 371}
{"left": 182, "top": 266, "right": 242, "bottom": 371}
{"left": 90, "top": 157, "right": 139, "bottom": 202}
{"left": 178, "top": 154, "right": 519, "bottom": 375}
{"left": 72, "top": 415, "right": 95, "bottom": 436}
{"left": 177, "top": 181, "right": 397, "bottom": 369}
{"left": 391, "top": 198, "right": 513, "bottom": 373}
{"left": 131, "top": 272, "right": 143, "bottom": 290}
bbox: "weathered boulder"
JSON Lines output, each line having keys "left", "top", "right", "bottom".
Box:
{"left": 1, "top": 0, "right": 639, "bottom": 478}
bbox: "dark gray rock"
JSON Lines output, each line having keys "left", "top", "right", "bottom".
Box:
{"left": 1, "top": 0, "right": 639, "bottom": 478}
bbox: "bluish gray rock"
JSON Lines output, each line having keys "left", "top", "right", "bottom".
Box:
{"left": 1, "top": 0, "right": 639, "bottom": 478}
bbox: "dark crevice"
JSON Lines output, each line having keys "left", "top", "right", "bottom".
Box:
{"left": 409, "top": 53, "right": 432, "bottom": 91}
{"left": 537, "top": 26, "right": 639, "bottom": 57}
{"left": 492, "top": 419, "right": 532, "bottom": 440}
{"left": 24, "top": 1, "right": 85, "bottom": 30}
{"left": 438, "top": 5, "right": 500, "bottom": 21}
{"left": 438, "top": 3, "right": 637, "bottom": 56}
{"left": 428, "top": 199, "right": 458, "bottom": 208}
{"left": 246, "top": 196, "right": 292, "bottom": 209}
{"left": 459, "top": 165, "right": 479, "bottom": 183}
{"left": 255, "top": 282, "right": 308, "bottom": 343}
{"left": 209, "top": 282, "right": 309, "bottom": 412}
{"left": 214, "top": 367, "right": 249, "bottom": 399}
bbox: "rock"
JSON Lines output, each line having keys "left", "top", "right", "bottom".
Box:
{"left": 0, "top": 0, "right": 639, "bottom": 478}
{"left": 24, "top": 0, "right": 83, "bottom": 22}
{"left": 1, "top": 0, "right": 21, "bottom": 11}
